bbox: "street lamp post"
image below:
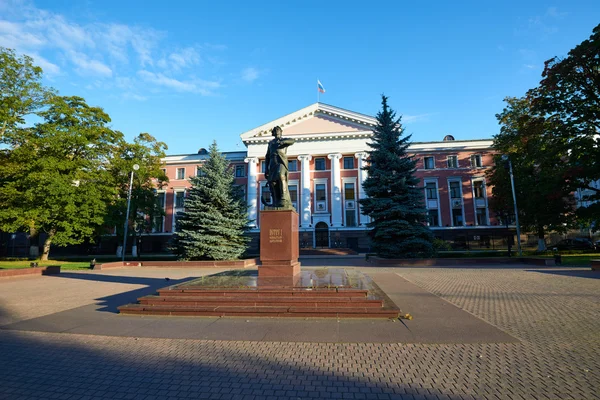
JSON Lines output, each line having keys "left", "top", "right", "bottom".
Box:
{"left": 502, "top": 155, "right": 522, "bottom": 256}
{"left": 122, "top": 164, "right": 139, "bottom": 262}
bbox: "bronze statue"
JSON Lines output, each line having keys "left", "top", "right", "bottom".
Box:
{"left": 262, "top": 126, "right": 295, "bottom": 209}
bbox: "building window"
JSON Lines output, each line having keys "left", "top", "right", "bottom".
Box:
{"left": 473, "top": 181, "right": 485, "bottom": 198}
{"left": 427, "top": 210, "right": 439, "bottom": 227}
{"left": 476, "top": 208, "right": 487, "bottom": 226}
{"left": 260, "top": 184, "right": 271, "bottom": 210}
{"left": 235, "top": 165, "right": 245, "bottom": 177}
{"left": 196, "top": 166, "right": 206, "bottom": 177}
{"left": 315, "top": 157, "right": 326, "bottom": 171}
{"left": 176, "top": 168, "right": 185, "bottom": 180}
{"left": 288, "top": 160, "right": 298, "bottom": 172}
{"left": 449, "top": 181, "right": 461, "bottom": 198}
{"left": 289, "top": 184, "right": 298, "bottom": 208}
{"left": 175, "top": 191, "right": 185, "bottom": 209}
{"left": 424, "top": 156, "right": 435, "bottom": 169}
{"left": 344, "top": 182, "right": 357, "bottom": 227}
{"left": 314, "top": 183, "right": 327, "bottom": 212}
{"left": 471, "top": 154, "right": 482, "bottom": 168}
{"left": 173, "top": 211, "right": 184, "bottom": 233}
{"left": 425, "top": 182, "right": 437, "bottom": 200}
{"left": 447, "top": 155, "right": 458, "bottom": 168}
{"left": 343, "top": 156, "right": 354, "bottom": 169}
{"left": 161, "top": 168, "right": 167, "bottom": 176}
{"left": 452, "top": 208, "right": 464, "bottom": 226}
{"left": 153, "top": 193, "right": 165, "bottom": 233}
{"left": 261, "top": 161, "right": 266, "bottom": 173}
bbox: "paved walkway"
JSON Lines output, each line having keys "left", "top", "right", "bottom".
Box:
{"left": 0, "top": 264, "right": 598, "bottom": 399}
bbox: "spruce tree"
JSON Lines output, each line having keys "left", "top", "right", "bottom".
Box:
{"left": 172, "top": 141, "right": 250, "bottom": 260}
{"left": 359, "top": 95, "right": 434, "bottom": 258}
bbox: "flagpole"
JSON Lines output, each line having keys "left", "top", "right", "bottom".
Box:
{"left": 317, "top": 79, "right": 319, "bottom": 103}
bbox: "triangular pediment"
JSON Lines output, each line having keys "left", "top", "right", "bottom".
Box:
{"left": 240, "top": 103, "right": 376, "bottom": 143}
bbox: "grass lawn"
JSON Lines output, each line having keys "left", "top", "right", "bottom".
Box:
{"left": 557, "top": 254, "right": 598, "bottom": 266}
{"left": 0, "top": 260, "right": 92, "bottom": 270}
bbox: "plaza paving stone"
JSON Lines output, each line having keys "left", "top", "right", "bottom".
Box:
{"left": 0, "top": 264, "right": 598, "bottom": 399}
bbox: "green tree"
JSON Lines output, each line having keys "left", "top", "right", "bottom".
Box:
{"left": 172, "top": 141, "right": 250, "bottom": 260}
{"left": 487, "top": 97, "right": 576, "bottom": 251}
{"left": 359, "top": 95, "right": 434, "bottom": 258}
{"left": 0, "top": 47, "right": 54, "bottom": 141}
{"left": 530, "top": 23, "right": 600, "bottom": 229}
{"left": 104, "top": 133, "right": 169, "bottom": 256}
{"left": 0, "top": 96, "right": 122, "bottom": 260}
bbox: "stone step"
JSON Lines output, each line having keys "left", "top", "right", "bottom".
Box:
{"left": 118, "top": 303, "right": 399, "bottom": 318}
{"left": 138, "top": 295, "right": 383, "bottom": 308}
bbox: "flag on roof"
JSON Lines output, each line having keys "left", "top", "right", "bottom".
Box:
{"left": 317, "top": 80, "right": 325, "bottom": 93}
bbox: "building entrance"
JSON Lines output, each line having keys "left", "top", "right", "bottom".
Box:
{"left": 315, "top": 222, "right": 329, "bottom": 248}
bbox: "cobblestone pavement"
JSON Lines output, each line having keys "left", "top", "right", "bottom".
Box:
{"left": 0, "top": 267, "right": 599, "bottom": 400}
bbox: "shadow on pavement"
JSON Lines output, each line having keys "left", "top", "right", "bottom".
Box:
{"left": 46, "top": 272, "right": 193, "bottom": 313}
{"left": 0, "top": 314, "right": 462, "bottom": 400}
{"left": 526, "top": 269, "right": 600, "bottom": 280}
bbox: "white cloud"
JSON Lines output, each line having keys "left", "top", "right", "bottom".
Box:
{"left": 524, "top": 64, "right": 537, "bottom": 70}
{"left": 137, "top": 70, "right": 219, "bottom": 95}
{"left": 68, "top": 50, "right": 112, "bottom": 77}
{"left": 402, "top": 113, "right": 432, "bottom": 123}
{"left": 241, "top": 67, "right": 259, "bottom": 83}
{"left": 0, "top": 0, "right": 235, "bottom": 97}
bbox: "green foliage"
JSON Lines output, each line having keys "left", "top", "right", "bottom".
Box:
{"left": 529, "top": 23, "right": 600, "bottom": 230}
{"left": 104, "top": 133, "right": 169, "bottom": 243}
{"left": 0, "top": 95, "right": 123, "bottom": 259}
{"left": 0, "top": 47, "right": 55, "bottom": 141}
{"left": 487, "top": 97, "right": 576, "bottom": 246}
{"left": 359, "top": 95, "right": 434, "bottom": 258}
{"left": 172, "top": 141, "right": 250, "bottom": 260}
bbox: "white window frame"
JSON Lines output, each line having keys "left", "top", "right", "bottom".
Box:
{"left": 235, "top": 164, "right": 245, "bottom": 177}
{"left": 172, "top": 189, "right": 186, "bottom": 232}
{"left": 447, "top": 155, "right": 458, "bottom": 169}
{"left": 447, "top": 178, "right": 465, "bottom": 227}
{"left": 152, "top": 191, "right": 166, "bottom": 233}
{"left": 342, "top": 177, "right": 358, "bottom": 227}
{"left": 471, "top": 154, "right": 483, "bottom": 168}
{"left": 288, "top": 160, "right": 298, "bottom": 172}
{"left": 313, "top": 178, "right": 328, "bottom": 213}
{"left": 471, "top": 178, "right": 489, "bottom": 226}
{"left": 424, "top": 156, "right": 435, "bottom": 170}
{"left": 176, "top": 167, "right": 186, "bottom": 180}
{"left": 423, "top": 179, "right": 441, "bottom": 227}
{"left": 259, "top": 182, "right": 270, "bottom": 211}
{"left": 314, "top": 157, "right": 327, "bottom": 171}
{"left": 288, "top": 179, "right": 299, "bottom": 211}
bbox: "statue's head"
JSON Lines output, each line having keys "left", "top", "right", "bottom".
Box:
{"left": 271, "top": 126, "right": 282, "bottom": 138}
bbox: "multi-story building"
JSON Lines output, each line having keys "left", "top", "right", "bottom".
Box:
{"left": 147, "top": 103, "right": 511, "bottom": 254}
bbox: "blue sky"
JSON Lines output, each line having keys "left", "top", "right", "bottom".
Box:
{"left": 1, "top": 0, "right": 599, "bottom": 155}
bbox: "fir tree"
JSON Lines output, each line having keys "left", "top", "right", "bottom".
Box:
{"left": 172, "top": 141, "right": 250, "bottom": 260}
{"left": 359, "top": 95, "right": 434, "bottom": 258}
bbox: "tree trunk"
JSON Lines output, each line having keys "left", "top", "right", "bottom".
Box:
{"left": 537, "top": 226, "right": 547, "bottom": 252}
{"left": 40, "top": 229, "right": 56, "bottom": 261}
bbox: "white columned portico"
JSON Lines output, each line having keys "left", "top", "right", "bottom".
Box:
{"left": 355, "top": 152, "right": 369, "bottom": 226}
{"left": 328, "top": 153, "right": 343, "bottom": 227}
{"left": 297, "top": 155, "right": 312, "bottom": 227}
{"left": 244, "top": 157, "right": 259, "bottom": 227}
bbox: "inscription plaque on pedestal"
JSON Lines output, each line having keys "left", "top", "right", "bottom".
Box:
{"left": 259, "top": 210, "right": 300, "bottom": 277}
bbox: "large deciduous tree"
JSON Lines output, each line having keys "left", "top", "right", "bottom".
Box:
{"left": 172, "top": 141, "right": 250, "bottom": 260}
{"left": 487, "top": 97, "right": 576, "bottom": 251}
{"left": 359, "top": 95, "right": 434, "bottom": 258}
{"left": 0, "top": 47, "right": 54, "bottom": 141}
{"left": 105, "top": 133, "right": 169, "bottom": 257}
{"left": 0, "top": 96, "right": 122, "bottom": 260}
{"left": 530, "top": 23, "right": 600, "bottom": 230}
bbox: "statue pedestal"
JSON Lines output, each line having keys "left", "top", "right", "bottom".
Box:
{"left": 259, "top": 210, "right": 300, "bottom": 277}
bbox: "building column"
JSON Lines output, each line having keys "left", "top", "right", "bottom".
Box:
{"left": 328, "top": 153, "right": 343, "bottom": 227}
{"left": 297, "top": 155, "right": 312, "bottom": 227}
{"left": 355, "top": 152, "right": 369, "bottom": 226}
{"left": 244, "top": 157, "right": 259, "bottom": 227}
